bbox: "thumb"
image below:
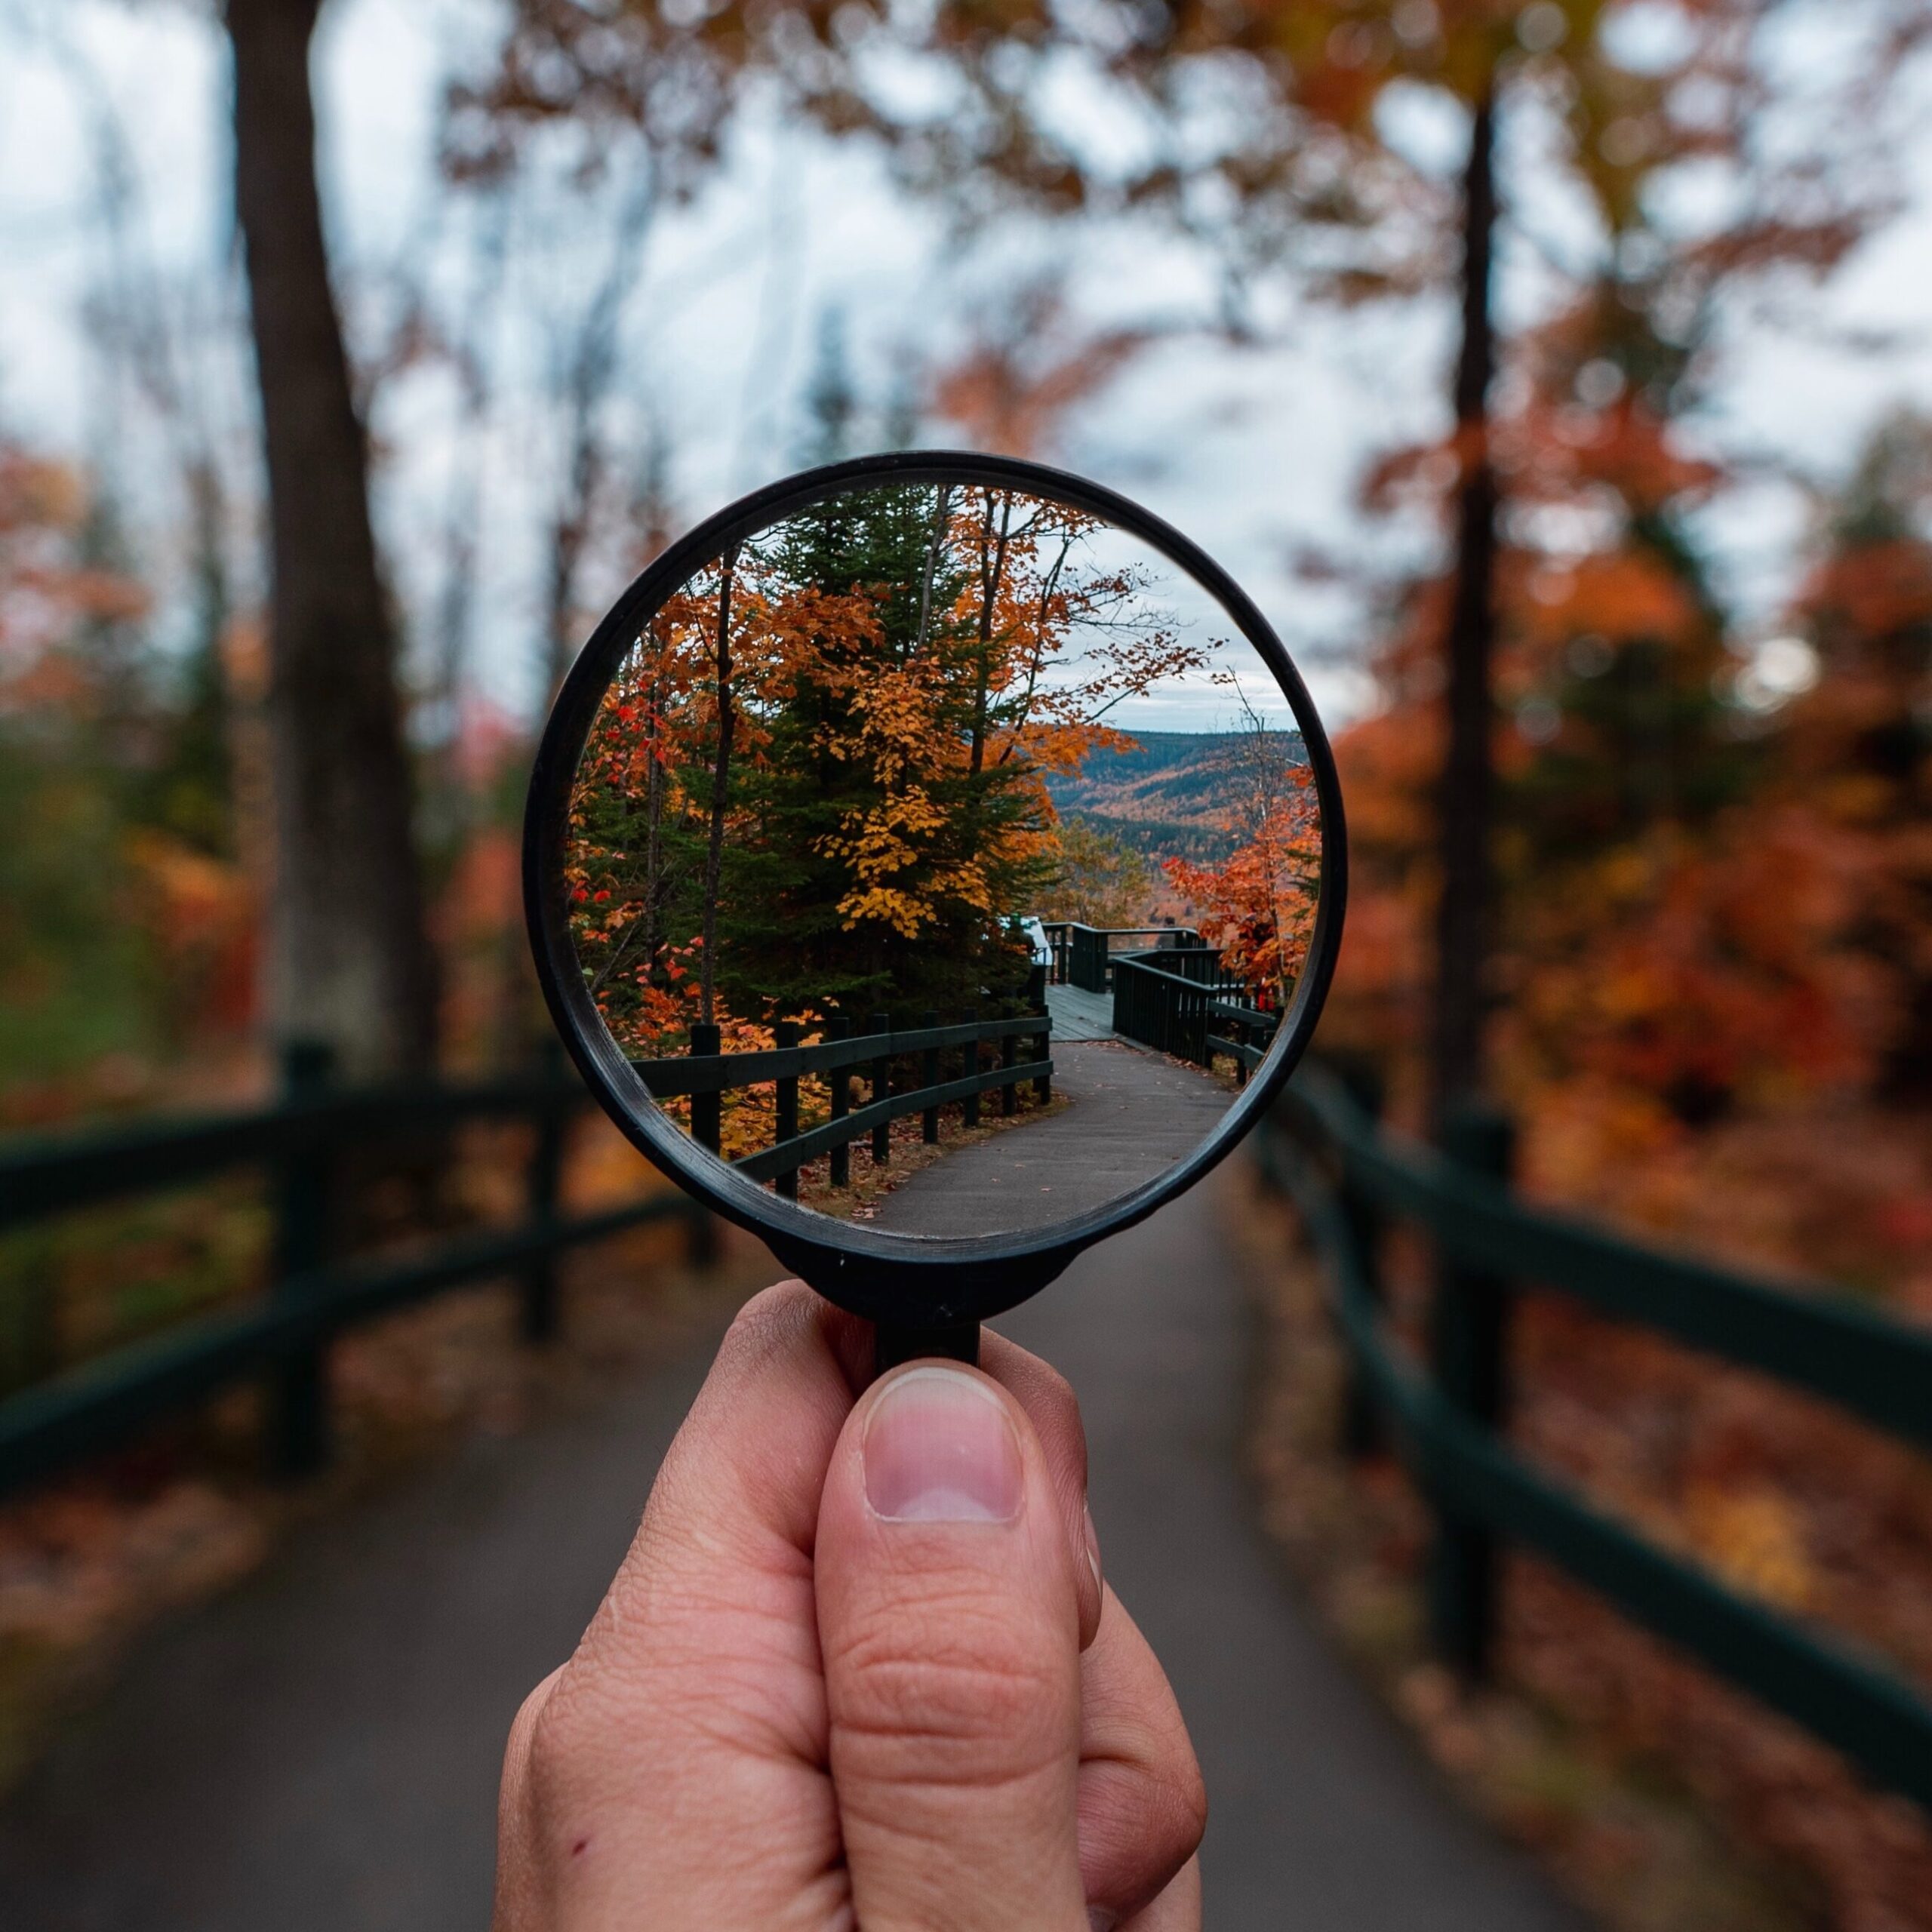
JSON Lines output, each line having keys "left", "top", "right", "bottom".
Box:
{"left": 816, "top": 1361, "right": 1088, "bottom": 1932}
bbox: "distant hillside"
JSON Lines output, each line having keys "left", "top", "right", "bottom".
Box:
{"left": 1046, "top": 730, "right": 1308, "bottom": 863}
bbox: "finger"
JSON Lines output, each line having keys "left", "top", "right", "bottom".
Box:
{"left": 1076, "top": 1591, "right": 1206, "bottom": 1925}
{"left": 817, "top": 1360, "right": 1089, "bottom": 1931}
{"left": 500, "top": 1281, "right": 854, "bottom": 1928}
{"left": 1116, "top": 1856, "right": 1202, "bottom": 1932}
{"left": 979, "top": 1327, "right": 1103, "bottom": 1648}
{"left": 491, "top": 1667, "right": 564, "bottom": 1932}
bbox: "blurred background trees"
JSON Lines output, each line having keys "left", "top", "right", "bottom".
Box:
{"left": 0, "top": 0, "right": 1921, "bottom": 1200}
{"left": 1, "top": 0, "right": 1924, "bottom": 1197}
{"left": 226, "top": 0, "right": 436, "bottom": 1081}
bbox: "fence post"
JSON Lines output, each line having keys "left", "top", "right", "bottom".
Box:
{"left": 1333, "top": 1057, "right": 1388, "bottom": 1462}
{"left": 961, "top": 1009, "right": 981, "bottom": 1129}
{"left": 1001, "top": 1022, "right": 1019, "bottom": 1116}
{"left": 773, "top": 1020, "right": 801, "bottom": 1199}
{"left": 520, "top": 1041, "right": 568, "bottom": 1343}
{"left": 688, "top": 1022, "right": 721, "bottom": 1155}
{"left": 921, "top": 1011, "right": 940, "bottom": 1144}
{"left": 1033, "top": 985, "right": 1052, "bottom": 1104}
{"left": 827, "top": 1014, "right": 851, "bottom": 1187}
{"left": 869, "top": 1013, "right": 892, "bottom": 1167}
{"left": 270, "top": 1039, "right": 335, "bottom": 1478}
{"left": 1427, "top": 1100, "right": 1516, "bottom": 1679}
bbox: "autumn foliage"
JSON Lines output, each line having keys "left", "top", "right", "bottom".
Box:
{"left": 566, "top": 481, "right": 1214, "bottom": 1054}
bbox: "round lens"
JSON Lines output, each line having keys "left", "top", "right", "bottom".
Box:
{"left": 546, "top": 468, "right": 1331, "bottom": 1249}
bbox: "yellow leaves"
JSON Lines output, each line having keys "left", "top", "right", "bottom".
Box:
{"left": 1683, "top": 1484, "right": 1814, "bottom": 1613}
{"left": 818, "top": 783, "right": 999, "bottom": 936}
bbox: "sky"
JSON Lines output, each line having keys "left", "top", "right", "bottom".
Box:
{"left": 3, "top": 0, "right": 1932, "bottom": 739}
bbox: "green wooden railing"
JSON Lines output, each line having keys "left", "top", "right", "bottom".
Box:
{"left": 633, "top": 1010, "right": 1053, "bottom": 1198}
{"left": 1259, "top": 1064, "right": 1932, "bottom": 1811}
{"left": 1110, "top": 948, "right": 1247, "bottom": 1064}
{"left": 1039, "top": 921, "right": 1201, "bottom": 992}
{"left": 0, "top": 1045, "right": 714, "bottom": 1497}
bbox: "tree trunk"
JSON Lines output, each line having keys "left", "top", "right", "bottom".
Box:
{"left": 971, "top": 490, "right": 1011, "bottom": 774}
{"left": 226, "top": 0, "right": 437, "bottom": 1079}
{"left": 1428, "top": 89, "right": 1499, "bottom": 1139}
{"left": 641, "top": 661, "right": 667, "bottom": 978}
{"left": 700, "top": 551, "right": 740, "bottom": 1026}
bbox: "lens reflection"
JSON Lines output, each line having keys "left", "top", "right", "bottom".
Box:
{"left": 565, "top": 480, "right": 1321, "bottom": 1235}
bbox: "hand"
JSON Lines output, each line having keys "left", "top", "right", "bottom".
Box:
{"left": 492, "top": 1281, "right": 1205, "bottom": 1930}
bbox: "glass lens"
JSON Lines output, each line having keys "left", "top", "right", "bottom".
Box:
{"left": 562, "top": 478, "right": 1324, "bottom": 1237}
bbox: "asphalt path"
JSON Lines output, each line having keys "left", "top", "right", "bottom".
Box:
{"left": 870, "top": 1039, "right": 1233, "bottom": 1237}
{"left": 0, "top": 1173, "right": 1585, "bottom": 1930}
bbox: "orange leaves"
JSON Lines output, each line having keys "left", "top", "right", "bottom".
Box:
{"left": 1509, "top": 813, "right": 1883, "bottom": 1118}
{"left": 1505, "top": 549, "right": 1702, "bottom": 668}
{"left": 1798, "top": 538, "right": 1932, "bottom": 660}
{"left": 0, "top": 438, "right": 150, "bottom": 698}
{"left": 928, "top": 285, "right": 1150, "bottom": 458}
{"left": 1162, "top": 754, "right": 1323, "bottom": 995}
{"left": 567, "top": 480, "right": 1210, "bottom": 1032}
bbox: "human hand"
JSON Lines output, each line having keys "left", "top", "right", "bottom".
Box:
{"left": 492, "top": 1281, "right": 1205, "bottom": 1930}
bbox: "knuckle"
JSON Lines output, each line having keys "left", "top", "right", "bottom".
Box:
{"left": 718, "top": 1280, "right": 815, "bottom": 1365}
{"left": 1079, "top": 1755, "right": 1207, "bottom": 1913}
{"left": 518, "top": 1678, "right": 585, "bottom": 1819}
{"left": 828, "top": 1602, "right": 1072, "bottom": 1782}
{"left": 1164, "top": 1750, "right": 1209, "bottom": 1863}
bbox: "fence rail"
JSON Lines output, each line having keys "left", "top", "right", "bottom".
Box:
{"left": 1260, "top": 1065, "right": 1932, "bottom": 1811}
{"left": 0, "top": 1047, "right": 713, "bottom": 1498}
{"left": 1110, "top": 949, "right": 1246, "bottom": 1064}
{"left": 1039, "top": 921, "right": 1200, "bottom": 992}
{"left": 1204, "top": 999, "right": 1280, "bottom": 1080}
{"left": 632, "top": 1011, "right": 1053, "bottom": 1197}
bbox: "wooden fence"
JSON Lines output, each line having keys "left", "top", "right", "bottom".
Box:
{"left": 1110, "top": 948, "right": 1269, "bottom": 1068}
{"left": 0, "top": 1045, "right": 712, "bottom": 1495}
{"left": 1259, "top": 1063, "right": 1932, "bottom": 1811}
{"left": 1040, "top": 921, "right": 1201, "bottom": 993}
{"left": 634, "top": 1010, "right": 1053, "bottom": 1197}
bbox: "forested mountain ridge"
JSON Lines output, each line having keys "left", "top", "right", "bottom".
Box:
{"left": 1045, "top": 728, "right": 1308, "bottom": 862}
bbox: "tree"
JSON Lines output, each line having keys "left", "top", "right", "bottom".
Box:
{"left": 1779, "top": 412, "right": 1932, "bottom": 1102}
{"left": 924, "top": 0, "right": 1897, "bottom": 1131}
{"left": 1041, "top": 821, "right": 1154, "bottom": 928}
{"left": 1318, "top": 251, "right": 1896, "bottom": 1182}
{"left": 476, "top": 0, "right": 1918, "bottom": 1115}
{"left": 1164, "top": 702, "right": 1322, "bottom": 998}
{"left": 625, "top": 0, "right": 1905, "bottom": 1135}
{"left": 568, "top": 481, "right": 1209, "bottom": 1048}
{"left": 698, "top": 546, "right": 740, "bottom": 1024}
{"left": 226, "top": 0, "right": 437, "bottom": 1078}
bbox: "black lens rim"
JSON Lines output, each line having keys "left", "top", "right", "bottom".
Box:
{"left": 525, "top": 450, "right": 1347, "bottom": 1327}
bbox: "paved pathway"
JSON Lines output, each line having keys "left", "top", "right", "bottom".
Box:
{"left": 0, "top": 1175, "right": 1585, "bottom": 1931}
{"left": 870, "top": 1040, "right": 1232, "bottom": 1237}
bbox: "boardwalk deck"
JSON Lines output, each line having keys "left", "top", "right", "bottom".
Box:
{"left": 1044, "top": 980, "right": 1118, "bottom": 1042}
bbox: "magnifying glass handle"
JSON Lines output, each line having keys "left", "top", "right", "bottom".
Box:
{"left": 873, "top": 1320, "right": 981, "bottom": 1376}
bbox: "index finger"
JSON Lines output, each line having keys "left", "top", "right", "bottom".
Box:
{"left": 500, "top": 1281, "right": 854, "bottom": 1927}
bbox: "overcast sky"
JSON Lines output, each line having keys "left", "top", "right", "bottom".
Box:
{"left": 4, "top": 0, "right": 1931, "bottom": 737}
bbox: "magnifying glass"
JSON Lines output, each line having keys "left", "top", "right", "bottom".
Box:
{"left": 525, "top": 451, "right": 1346, "bottom": 1371}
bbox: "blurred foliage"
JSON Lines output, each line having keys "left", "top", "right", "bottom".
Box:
{"left": 0, "top": 443, "right": 255, "bottom": 1121}
{"left": 1315, "top": 254, "right": 1930, "bottom": 1292}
